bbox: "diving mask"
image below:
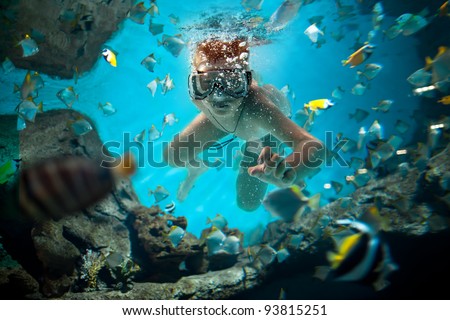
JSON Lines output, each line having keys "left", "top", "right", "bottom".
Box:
{"left": 188, "top": 69, "right": 252, "bottom": 100}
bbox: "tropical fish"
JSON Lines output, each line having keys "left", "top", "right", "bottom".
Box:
{"left": 148, "top": 124, "right": 161, "bottom": 141}
{"left": 241, "top": 0, "right": 264, "bottom": 11}
{"left": 158, "top": 34, "right": 186, "bottom": 57}
{"left": 383, "top": 23, "right": 402, "bottom": 40}
{"left": 148, "top": 0, "right": 159, "bottom": 17}
{"left": 398, "top": 14, "right": 428, "bottom": 36}
{"left": 304, "top": 23, "right": 324, "bottom": 43}
{"left": 425, "top": 46, "right": 450, "bottom": 84}
{"left": 17, "top": 34, "right": 39, "bottom": 57}
{"left": 254, "top": 244, "right": 277, "bottom": 266}
{"left": 351, "top": 82, "right": 367, "bottom": 95}
{"left": 330, "top": 180, "right": 343, "bottom": 194}
{"left": 2, "top": 57, "right": 15, "bottom": 74}
{"left": 16, "top": 98, "right": 43, "bottom": 124}
{"left": 394, "top": 120, "right": 410, "bottom": 133}
{"left": 134, "top": 129, "right": 145, "bottom": 144}
{"left": 438, "top": 95, "right": 450, "bottom": 105}
{"left": 149, "top": 19, "right": 164, "bottom": 36}
{"left": 340, "top": 137, "right": 357, "bottom": 153}
{"left": 372, "top": 99, "right": 393, "bottom": 113}
{"left": 57, "top": 86, "right": 78, "bottom": 108}
{"left": 437, "top": 1, "right": 449, "bottom": 17}
{"left": 276, "top": 248, "right": 290, "bottom": 263}
{"left": 206, "top": 226, "right": 227, "bottom": 256}
{"left": 304, "top": 99, "right": 334, "bottom": 112}
{"left": 314, "top": 216, "right": 398, "bottom": 291}
{"left": 15, "top": 153, "right": 136, "bottom": 221}
{"left": 69, "top": 117, "right": 93, "bottom": 136}
{"left": 358, "top": 63, "right": 382, "bottom": 80}
{"left": 127, "top": 2, "right": 149, "bottom": 24}
{"left": 407, "top": 68, "right": 432, "bottom": 87}
{"left": 308, "top": 15, "right": 325, "bottom": 27}
{"left": 168, "top": 14, "right": 180, "bottom": 25}
{"left": 206, "top": 213, "right": 228, "bottom": 230}
{"left": 164, "top": 201, "right": 176, "bottom": 214}
{"left": 161, "top": 113, "right": 178, "bottom": 134}
{"left": 14, "top": 71, "right": 44, "bottom": 100}
{"left": 349, "top": 157, "right": 365, "bottom": 170}
{"left": 141, "top": 53, "right": 160, "bottom": 72}
{"left": 223, "top": 234, "right": 241, "bottom": 255}
{"left": 266, "top": 0, "right": 302, "bottom": 32}
{"left": 147, "top": 78, "right": 160, "bottom": 97}
{"left": 0, "top": 160, "right": 16, "bottom": 184}
{"left": 368, "top": 120, "right": 383, "bottom": 139}
{"left": 332, "top": 86, "right": 345, "bottom": 100}
{"left": 98, "top": 102, "right": 116, "bottom": 116}
{"left": 149, "top": 185, "right": 170, "bottom": 203}
{"left": 262, "top": 185, "right": 321, "bottom": 222}
{"left": 357, "top": 127, "right": 367, "bottom": 150}
{"left": 101, "top": 48, "right": 117, "bottom": 67}
{"left": 166, "top": 226, "right": 185, "bottom": 248}
{"left": 349, "top": 108, "right": 369, "bottom": 123}
{"left": 342, "top": 43, "right": 375, "bottom": 68}
{"left": 161, "top": 73, "right": 175, "bottom": 95}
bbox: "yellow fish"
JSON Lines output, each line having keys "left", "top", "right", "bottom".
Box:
{"left": 342, "top": 43, "right": 375, "bottom": 68}
{"left": 304, "top": 99, "right": 334, "bottom": 112}
{"left": 101, "top": 48, "right": 117, "bottom": 67}
{"left": 438, "top": 95, "right": 450, "bottom": 105}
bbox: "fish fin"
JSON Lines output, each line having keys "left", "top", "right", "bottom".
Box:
{"left": 424, "top": 56, "right": 433, "bottom": 70}
{"left": 157, "top": 39, "right": 162, "bottom": 46}
{"left": 13, "top": 84, "right": 19, "bottom": 93}
{"left": 37, "top": 102, "right": 43, "bottom": 113}
{"left": 342, "top": 59, "right": 348, "bottom": 66}
{"left": 307, "top": 193, "right": 321, "bottom": 210}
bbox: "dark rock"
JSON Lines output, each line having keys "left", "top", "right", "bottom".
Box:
{"left": 0, "top": 0, "right": 133, "bottom": 78}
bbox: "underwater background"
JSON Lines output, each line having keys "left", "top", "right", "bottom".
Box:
{"left": 0, "top": 0, "right": 449, "bottom": 299}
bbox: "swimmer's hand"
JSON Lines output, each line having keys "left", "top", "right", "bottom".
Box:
{"left": 248, "top": 146, "right": 296, "bottom": 188}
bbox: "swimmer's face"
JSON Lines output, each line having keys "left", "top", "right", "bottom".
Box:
{"left": 193, "top": 59, "right": 246, "bottom": 116}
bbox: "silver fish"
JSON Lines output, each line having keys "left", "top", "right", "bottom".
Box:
{"left": 266, "top": 0, "right": 302, "bottom": 32}
{"left": 158, "top": 34, "right": 185, "bottom": 57}
{"left": 57, "top": 86, "right": 78, "bottom": 108}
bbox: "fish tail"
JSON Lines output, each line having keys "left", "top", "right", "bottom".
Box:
{"left": 37, "top": 102, "right": 44, "bottom": 113}
{"left": 341, "top": 59, "right": 348, "bottom": 66}
{"left": 113, "top": 152, "right": 136, "bottom": 178}
{"left": 157, "top": 39, "right": 162, "bottom": 47}
{"left": 424, "top": 56, "right": 433, "bottom": 70}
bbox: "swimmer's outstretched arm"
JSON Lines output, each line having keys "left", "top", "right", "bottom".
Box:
{"left": 163, "top": 112, "right": 227, "bottom": 201}
{"left": 247, "top": 103, "right": 325, "bottom": 188}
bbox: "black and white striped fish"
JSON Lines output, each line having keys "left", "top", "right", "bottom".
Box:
{"left": 314, "top": 216, "right": 398, "bottom": 291}
{"left": 16, "top": 153, "right": 135, "bottom": 221}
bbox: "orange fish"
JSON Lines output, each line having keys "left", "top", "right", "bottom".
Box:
{"left": 342, "top": 43, "right": 375, "bottom": 68}
{"left": 438, "top": 95, "right": 450, "bottom": 105}
{"left": 438, "top": 1, "right": 449, "bottom": 17}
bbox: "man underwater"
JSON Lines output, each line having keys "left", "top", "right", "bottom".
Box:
{"left": 164, "top": 39, "right": 324, "bottom": 211}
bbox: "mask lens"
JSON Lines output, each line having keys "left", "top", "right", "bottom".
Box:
{"left": 189, "top": 70, "right": 250, "bottom": 100}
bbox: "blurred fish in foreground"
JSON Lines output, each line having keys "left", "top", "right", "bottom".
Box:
{"left": 314, "top": 209, "right": 398, "bottom": 291}
{"left": 265, "top": 0, "right": 302, "bottom": 32}
{"left": 3, "top": 153, "right": 136, "bottom": 222}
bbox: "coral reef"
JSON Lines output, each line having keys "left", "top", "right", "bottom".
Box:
{"left": 0, "top": 109, "right": 449, "bottom": 299}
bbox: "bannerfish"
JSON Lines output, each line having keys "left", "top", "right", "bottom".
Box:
{"left": 342, "top": 43, "right": 375, "bottom": 68}
{"left": 57, "top": 86, "right": 78, "bottom": 108}
{"left": 314, "top": 216, "right": 398, "bottom": 291}
{"left": 11, "top": 153, "right": 136, "bottom": 221}
{"left": 149, "top": 19, "right": 164, "bottom": 36}
{"left": 262, "top": 185, "right": 321, "bottom": 222}
{"left": 18, "top": 34, "right": 39, "bottom": 57}
{"left": 158, "top": 34, "right": 186, "bottom": 57}
{"left": 266, "top": 0, "right": 303, "bottom": 32}
{"left": 164, "top": 201, "right": 176, "bottom": 214}
{"left": 102, "top": 48, "right": 117, "bottom": 67}
{"left": 98, "top": 102, "right": 116, "bottom": 116}
{"left": 304, "top": 99, "right": 334, "bottom": 112}
{"left": 141, "top": 53, "right": 160, "bottom": 72}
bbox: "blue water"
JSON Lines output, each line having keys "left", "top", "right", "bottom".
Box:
{"left": 0, "top": 1, "right": 423, "bottom": 242}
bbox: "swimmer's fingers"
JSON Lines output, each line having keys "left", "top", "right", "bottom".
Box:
{"left": 257, "top": 146, "right": 272, "bottom": 165}
{"left": 264, "top": 153, "right": 283, "bottom": 176}
{"left": 274, "top": 158, "right": 286, "bottom": 178}
{"left": 247, "top": 163, "right": 265, "bottom": 177}
{"left": 281, "top": 168, "right": 296, "bottom": 186}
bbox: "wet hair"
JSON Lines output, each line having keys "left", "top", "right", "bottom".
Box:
{"left": 193, "top": 38, "right": 250, "bottom": 69}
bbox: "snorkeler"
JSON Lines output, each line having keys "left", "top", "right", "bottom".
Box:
{"left": 164, "top": 39, "right": 325, "bottom": 211}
